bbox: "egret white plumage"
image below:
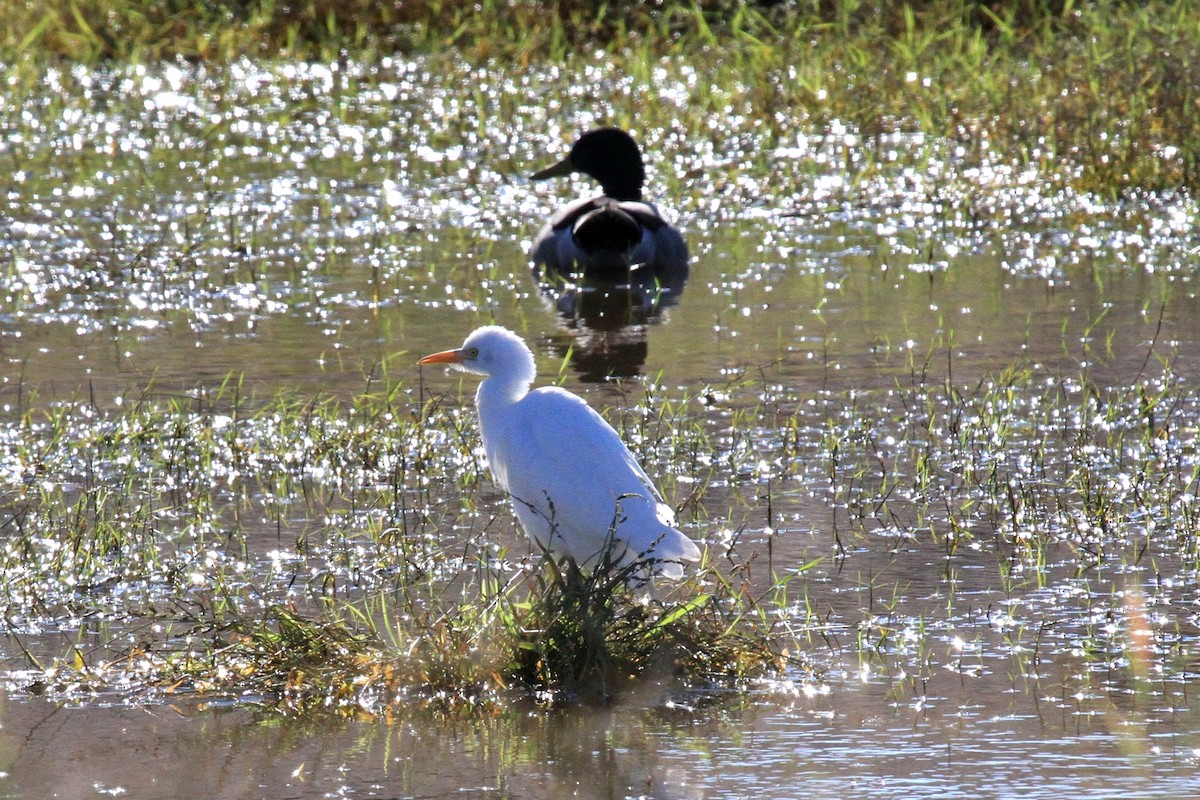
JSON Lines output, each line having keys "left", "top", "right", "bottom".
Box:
{"left": 418, "top": 325, "right": 702, "bottom": 579}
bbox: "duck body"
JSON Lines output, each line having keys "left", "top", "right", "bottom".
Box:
{"left": 419, "top": 325, "right": 701, "bottom": 579}
{"left": 531, "top": 195, "right": 689, "bottom": 278}
{"left": 530, "top": 128, "right": 689, "bottom": 280}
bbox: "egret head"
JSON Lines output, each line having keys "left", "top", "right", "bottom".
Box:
{"left": 419, "top": 325, "right": 537, "bottom": 389}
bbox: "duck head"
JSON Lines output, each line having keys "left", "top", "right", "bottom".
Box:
{"left": 531, "top": 127, "right": 646, "bottom": 201}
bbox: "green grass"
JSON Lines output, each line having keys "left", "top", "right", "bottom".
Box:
{"left": 26, "top": 538, "right": 793, "bottom": 715}
{"left": 5, "top": 332, "right": 1198, "bottom": 714}
{"left": 2, "top": 378, "right": 795, "bottom": 713}
{"left": 1, "top": 1, "right": 1197, "bottom": 193}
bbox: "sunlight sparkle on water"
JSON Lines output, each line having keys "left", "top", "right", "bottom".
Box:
{"left": 2, "top": 52, "right": 1200, "bottom": 800}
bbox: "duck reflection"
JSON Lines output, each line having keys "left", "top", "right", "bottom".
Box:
{"left": 534, "top": 259, "right": 688, "bottom": 382}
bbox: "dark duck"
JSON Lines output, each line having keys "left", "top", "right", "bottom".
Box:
{"left": 529, "top": 128, "right": 689, "bottom": 281}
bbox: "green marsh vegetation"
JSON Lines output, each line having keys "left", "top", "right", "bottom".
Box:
{"left": 0, "top": 378, "right": 792, "bottom": 711}
{"left": 3, "top": 342, "right": 1197, "bottom": 713}
{"left": 4, "top": 0, "right": 1198, "bottom": 194}
{"left": 1, "top": 0, "right": 1198, "bottom": 718}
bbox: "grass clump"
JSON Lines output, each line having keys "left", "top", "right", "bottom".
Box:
{"left": 501, "top": 554, "right": 763, "bottom": 701}
{"left": 31, "top": 556, "right": 787, "bottom": 715}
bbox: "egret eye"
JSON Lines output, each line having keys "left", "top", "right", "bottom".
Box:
{"left": 463, "top": 346, "right": 480, "bottom": 359}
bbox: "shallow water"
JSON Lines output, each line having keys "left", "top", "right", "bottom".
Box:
{"left": 2, "top": 57, "right": 1200, "bottom": 798}
{"left": 2, "top": 680, "right": 1198, "bottom": 799}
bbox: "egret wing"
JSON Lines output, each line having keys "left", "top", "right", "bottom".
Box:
{"left": 498, "top": 387, "right": 664, "bottom": 558}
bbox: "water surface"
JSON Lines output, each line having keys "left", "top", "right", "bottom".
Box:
{"left": 2, "top": 57, "right": 1200, "bottom": 799}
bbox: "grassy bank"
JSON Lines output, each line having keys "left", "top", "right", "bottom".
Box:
{"left": 1, "top": 1, "right": 1197, "bottom": 193}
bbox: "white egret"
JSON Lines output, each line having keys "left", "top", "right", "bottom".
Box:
{"left": 419, "top": 325, "right": 701, "bottom": 579}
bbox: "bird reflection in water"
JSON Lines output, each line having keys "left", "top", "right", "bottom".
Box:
{"left": 533, "top": 259, "right": 689, "bottom": 382}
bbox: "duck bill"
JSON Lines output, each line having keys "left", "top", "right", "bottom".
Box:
{"left": 530, "top": 156, "right": 574, "bottom": 181}
{"left": 418, "top": 348, "right": 463, "bottom": 365}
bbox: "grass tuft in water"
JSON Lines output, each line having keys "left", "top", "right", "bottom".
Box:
{"left": 35, "top": 556, "right": 786, "bottom": 715}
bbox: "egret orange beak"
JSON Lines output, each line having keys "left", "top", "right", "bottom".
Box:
{"left": 418, "top": 348, "right": 463, "bottom": 366}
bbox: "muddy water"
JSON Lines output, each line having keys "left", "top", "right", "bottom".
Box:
{"left": 3, "top": 58, "right": 1200, "bottom": 798}
{"left": 2, "top": 688, "right": 1196, "bottom": 799}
